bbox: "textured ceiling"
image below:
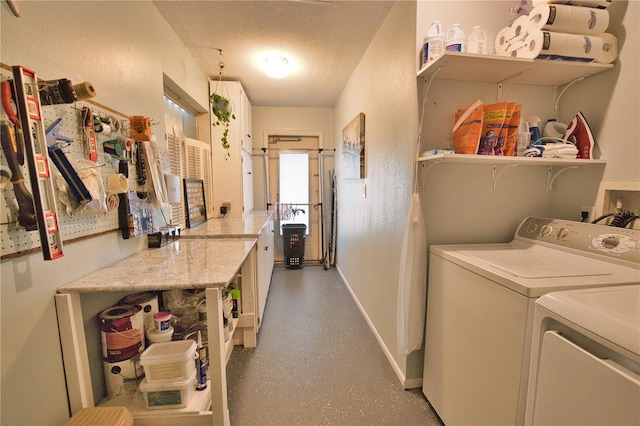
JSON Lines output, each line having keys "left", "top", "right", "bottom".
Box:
{"left": 153, "top": 0, "right": 395, "bottom": 108}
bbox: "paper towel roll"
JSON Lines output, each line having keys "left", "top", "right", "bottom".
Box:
{"left": 496, "top": 18, "right": 530, "bottom": 57}
{"left": 513, "top": 30, "right": 604, "bottom": 61}
{"left": 495, "top": 27, "right": 513, "bottom": 56}
{"left": 529, "top": 4, "right": 609, "bottom": 35}
{"left": 512, "top": 15, "right": 533, "bottom": 38}
{"left": 596, "top": 33, "right": 618, "bottom": 63}
{"left": 532, "top": 0, "right": 612, "bottom": 9}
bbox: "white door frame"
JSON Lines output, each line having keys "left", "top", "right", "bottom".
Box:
{"left": 261, "top": 130, "right": 324, "bottom": 263}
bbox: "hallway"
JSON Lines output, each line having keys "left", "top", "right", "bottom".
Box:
{"left": 226, "top": 265, "right": 441, "bottom": 425}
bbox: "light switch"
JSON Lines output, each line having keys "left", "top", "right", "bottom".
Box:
{"left": 363, "top": 183, "right": 367, "bottom": 198}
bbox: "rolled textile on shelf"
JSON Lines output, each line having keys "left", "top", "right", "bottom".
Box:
{"left": 528, "top": 4, "right": 609, "bottom": 35}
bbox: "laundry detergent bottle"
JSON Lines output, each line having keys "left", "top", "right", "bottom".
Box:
{"left": 467, "top": 25, "right": 488, "bottom": 54}
{"left": 423, "top": 20, "right": 445, "bottom": 66}
{"left": 446, "top": 23, "right": 466, "bottom": 52}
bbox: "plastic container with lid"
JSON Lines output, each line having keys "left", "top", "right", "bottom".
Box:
{"left": 153, "top": 311, "right": 171, "bottom": 332}
{"left": 422, "top": 20, "right": 445, "bottom": 66}
{"left": 146, "top": 326, "right": 174, "bottom": 344}
{"left": 467, "top": 25, "right": 488, "bottom": 54}
{"left": 446, "top": 23, "right": 466, "bottom": 52}
{"left": 139, "top": 371, "right": 196, "bottom": 410}
{"left": 140, "top": 340, "right": 196, "bottom": 382}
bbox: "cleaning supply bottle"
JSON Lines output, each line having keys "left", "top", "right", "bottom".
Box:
{"left": 543, "top": 118, "right": 568, "bottom": 139}
{"left": 446, "top": 23, "right": 466, "bottom": 52}
{"left": 422, "top": 20, "right": 445, "bottom": 66}
{"left": 195, "top": 330, "right": 207, "bottom": 391}
{"left": 528, "top": 116, "right": 542, "bottom": 144}
{"left": 516, "top": 120, "right": 531, "bottom": 156}
{"left": 467, "top": 26, "right": 488, "bottom": 54}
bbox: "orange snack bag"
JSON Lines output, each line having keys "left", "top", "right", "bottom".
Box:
{"left": 494, "top": 102, "right": 516, "bottom": 155}
{"left": 503, "top": 104, "right": 522, "bottom": 156}
{"left": 452, "top": 99, "right": 483, "bottom": 155}
{"left": 477, "top": 102, "right": 508, "bottom": 155}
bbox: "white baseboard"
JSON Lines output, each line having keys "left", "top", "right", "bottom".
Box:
{"left": 336, "top": 265, "right": 418, "bottom": 389}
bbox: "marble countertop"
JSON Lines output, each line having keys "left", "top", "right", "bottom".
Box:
{"left": 57, "top": 238, "right": 256, "bottom": 293}
{"left": 180, "top": 211, "right": 273, "bottom": 239}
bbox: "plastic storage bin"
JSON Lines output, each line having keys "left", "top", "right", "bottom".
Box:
{"left": 282, "top": 223, "right": 307, "bottom": 268}
{"left": 140, "top": 340, "right": 196, "bottom": 382}
{"left": 139, "top": 371, "right": 196, "bottom": 410}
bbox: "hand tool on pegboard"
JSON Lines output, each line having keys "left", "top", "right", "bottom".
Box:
{"left": 81, "top": 106, "right": 99, "bottom": 162}
{"left": 0, "top": 120, "right": 37, "bottom": 230}
{"left": 45, "top": 118, "right": 92, "bottom": 204}
{"left": 11, "top": 65, "right": 64, "bottom": 260}
{"left": 1, "top": 79, "right": 25, "bottom": 165}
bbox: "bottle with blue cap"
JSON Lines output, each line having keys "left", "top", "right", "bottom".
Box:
{"left": 446, "top": 23, "right": 466, "bottom": 52}
{"left": 422, "top": 20, "right": 445, "bottom": 66}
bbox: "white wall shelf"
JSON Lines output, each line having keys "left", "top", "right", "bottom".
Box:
{"left": 418, "top": 153, "right": 606, "bottom": 194}
{"left": 418, "top": 52, "right": 614, "bottom": 110}
{"left": 417, "top": 52, "right": 614, "bottom": 87}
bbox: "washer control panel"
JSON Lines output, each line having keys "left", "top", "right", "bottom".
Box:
{"left": 517, "top": 217, "right": 640, "bottom": 266}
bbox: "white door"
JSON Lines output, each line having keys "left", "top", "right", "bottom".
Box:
{"left": 266, "top": 136, "right": 321, "bottom": 263}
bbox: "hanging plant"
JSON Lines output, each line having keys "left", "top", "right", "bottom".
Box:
{"left": 210, "top": 92, "right": 236, "bottom": 159}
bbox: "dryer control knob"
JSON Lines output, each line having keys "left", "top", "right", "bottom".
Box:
{"left": 540, "top": 225, "right": 553, "bottom": 236}
{"left": 556, "top": 228, "right": 570, "bottom": 239}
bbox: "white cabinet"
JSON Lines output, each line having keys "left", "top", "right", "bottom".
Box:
{"left": 256, "top": 216, "right": 275, "bottom": 328}
{"left": 210, "top": 80, "right": 253, "bottom": 218}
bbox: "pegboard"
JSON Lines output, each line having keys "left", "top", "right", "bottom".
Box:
{"left": 0, "top": 65, "right": 153, "bottom": 259}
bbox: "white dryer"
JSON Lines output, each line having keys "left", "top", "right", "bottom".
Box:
{"left": 525, "top": 285, "right": 640, "bottom": 425}
{"left": 422, "top": 217, "right": 640, "bottom": 426}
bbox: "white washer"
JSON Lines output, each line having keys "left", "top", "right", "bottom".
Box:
{"left": 525, "top": 285, "right": 640, "bottom": 425}
{"left": 422, "top": 217, "right": 640, "bottom": 426}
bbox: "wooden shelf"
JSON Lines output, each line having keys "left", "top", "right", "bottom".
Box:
{"left": 417, "top": 52, "right": 614, "bottom": 87}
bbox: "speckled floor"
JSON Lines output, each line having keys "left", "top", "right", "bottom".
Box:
{"left": 226, "top": 265, "right": 442, "bottom": 426}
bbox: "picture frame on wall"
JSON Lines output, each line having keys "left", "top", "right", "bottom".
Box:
{"left": 183, "top": 178, "right": 207, "bottom": 228}
{"left": 342, "top": 112, "right": 365, "bottom": 179}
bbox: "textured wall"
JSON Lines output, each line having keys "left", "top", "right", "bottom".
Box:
{"left": 334, "top": 1, "right": 420, "bottom": 385}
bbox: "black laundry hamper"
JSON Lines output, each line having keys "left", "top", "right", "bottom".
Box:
{"left": 281, "top": 223, "right": 307, "bottom": 268}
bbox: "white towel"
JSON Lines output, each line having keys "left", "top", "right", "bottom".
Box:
{"left": 540, "top": 143, "right": 578, "bottom": 158}
{"left": 397, "top": 193, "right": 427, "bottom": 355}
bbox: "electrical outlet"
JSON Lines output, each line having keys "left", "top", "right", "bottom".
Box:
{"left": 581, "top": 205, "right": 595, "bottom": 222}
{"left": 222, "top": 201, "right": 231, "bottom": 213}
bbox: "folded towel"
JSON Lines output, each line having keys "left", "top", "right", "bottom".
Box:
{"left": 539, "top": 143, "right": 578, "bottom": 158}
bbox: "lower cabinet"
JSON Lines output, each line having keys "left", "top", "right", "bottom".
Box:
{"left": 256, "top": 216, "right": 275, "bottom": 328}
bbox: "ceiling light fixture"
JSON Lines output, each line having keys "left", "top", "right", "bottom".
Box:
{"left": 264, "top": 56, "right": 290, "bottom": 79}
